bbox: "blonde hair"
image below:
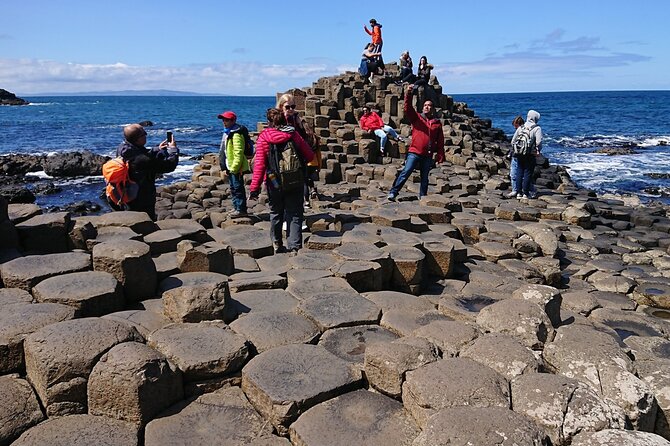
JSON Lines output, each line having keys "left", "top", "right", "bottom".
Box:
{"left": 276, "top": 93, "right": 294, "bottom": 109}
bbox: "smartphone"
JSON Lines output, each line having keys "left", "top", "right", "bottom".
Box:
{"left": 166, "top": 131, "right": 173, "bottom": 143}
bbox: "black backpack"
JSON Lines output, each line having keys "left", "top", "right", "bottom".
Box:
{"left": 269, "top": 139, "right": 305, "bottom": 193}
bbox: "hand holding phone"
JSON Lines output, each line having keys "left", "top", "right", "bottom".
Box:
{"left": 166, "top": 131, "right": 173, "bottom": 144}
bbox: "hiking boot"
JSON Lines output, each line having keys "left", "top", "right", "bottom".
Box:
{"left": 387, "top": 193, "right": 397, "bottom": 202}
{"left": 505, "top": 191, "right": 518, "bottom": 198}
{"left": 274, "top": 243, "right": 287, "bottom": 254}
{"left": 228, "top": 210, "right": 247, "bottom": 218}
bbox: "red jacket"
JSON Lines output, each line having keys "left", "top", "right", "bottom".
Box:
{"left": 250, "top": 126, "right": 314, "bottom": 194}
{"left": 404, "top": 91, "right": 445, "bottom": 163}
{"left": 359, "top": 112, "right": 384, "bottom": 132}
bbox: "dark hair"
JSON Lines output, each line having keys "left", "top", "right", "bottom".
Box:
{"left": 512, "top": 116, "right": 525, "bottom": 128}
{"left": 266, "top": 108, "right": 286, "bottom": 128}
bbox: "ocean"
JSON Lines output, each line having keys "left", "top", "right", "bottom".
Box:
{"left": 1, "top": 91, "right": 669, "bottom": 209}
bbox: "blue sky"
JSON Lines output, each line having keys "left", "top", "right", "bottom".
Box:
{"left": 1, "top": 0, "right": 667, "bottom": 95}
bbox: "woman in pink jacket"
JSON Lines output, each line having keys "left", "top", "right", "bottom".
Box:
{"left": 249, "top": 108, "right": 314, "bottom": 253}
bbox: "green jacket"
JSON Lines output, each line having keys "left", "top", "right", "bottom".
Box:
{"left": 220, "top": 129, "right": 250, "bottom": 174}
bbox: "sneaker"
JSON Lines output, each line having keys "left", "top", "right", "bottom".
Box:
{"left": 310, "top": 190, "right": 318, "bottom": 200}
{"left": 387, "top": 193, "right": 396, "bottom": 201}
{"left": 396, "top": 136, "right": 405, "bottom": 143}
{"left": 516, "top": 194, "right": 523, "bottom": 199}
{"left": 528, "top": 192, "right": 537, "bottom": 199}
{"left": 274, "top": 244, "right": 287, "bottom": 254}
{"left": 228, "top": 210, "right": 247, "bottom": 218}
{"left": 522, "top": 194, "right": 530, "bottom": 199}
{"left": 505, "top": 191, "right": 518, "bottom": 198}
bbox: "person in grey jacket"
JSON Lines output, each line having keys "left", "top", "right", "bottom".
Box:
{"left": 511, "top": 110, "right": 542, "bottom": 199}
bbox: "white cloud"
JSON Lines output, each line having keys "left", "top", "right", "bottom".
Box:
{"left": 0, "top": 58, "right": 355, "bottom": 95}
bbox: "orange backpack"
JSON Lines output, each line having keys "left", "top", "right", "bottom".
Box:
{"left": 102, "top": 157, "right": 138, "bottom": 206}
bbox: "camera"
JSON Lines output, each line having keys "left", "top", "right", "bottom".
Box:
{"left": 166, "top": 131, "right": 173, "bottom": 143}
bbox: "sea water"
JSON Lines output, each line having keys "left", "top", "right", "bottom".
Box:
{"left": 0, "top": 91, "right": 669, "bottom": 209}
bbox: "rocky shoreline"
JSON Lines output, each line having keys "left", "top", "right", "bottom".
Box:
{"left": 2, "top": 69, "right": 670, "bottom": 445}
{"left": 0, "top": 88, "right": 29, "bottom": 106}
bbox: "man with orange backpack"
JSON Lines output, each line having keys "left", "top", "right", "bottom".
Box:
{"left": 111, "top": 123, "right": 179, "bottom": 220}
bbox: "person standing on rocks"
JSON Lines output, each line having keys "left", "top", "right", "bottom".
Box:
{"left": 364, "top": 18, "right": 383, "bottom": 59}
{"left": 218, "top": 110, "right": 250, "bottom": 218}
{"left": 249, "top": 108, "right": 314, "bottom": 253}
{"left": 506, "top": 115, "right": 525, "bottom": 198}
{"left": 116, "top": 124, "right": 179, "bottom": 220}
{"left": 359, "top": 106, "right": 404, "bottom": 155}
{"left": 388, "top": 85, "right": 445, "bottom": 201}
{"left": 276, "top": 93, "right": 322, "bottom": 206}
{"left": 511, "top": 110, "right": 543, "bottom": 199}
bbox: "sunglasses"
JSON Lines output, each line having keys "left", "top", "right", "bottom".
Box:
{"left": 284, "top": 104, "right": 296, "bottom": 110}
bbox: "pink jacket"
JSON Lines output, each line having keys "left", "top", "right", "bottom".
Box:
{"left": 250, "top": 126, "right": 314, "bottom": 194}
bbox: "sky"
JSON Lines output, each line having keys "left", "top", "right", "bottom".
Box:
{"left": 1, "top": 0, "right": 668, "bottom": 96}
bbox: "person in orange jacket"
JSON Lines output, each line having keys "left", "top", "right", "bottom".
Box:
{"left": 364, "top": 18, "right": 383, "bottom": 55}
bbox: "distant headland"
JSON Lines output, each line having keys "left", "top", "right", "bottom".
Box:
{"left": 0, "top": 89, "right": 29, "bottom": 105}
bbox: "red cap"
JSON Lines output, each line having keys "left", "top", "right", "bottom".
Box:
{"left": 217, "top": 111, "right": 236, "bottom": 120}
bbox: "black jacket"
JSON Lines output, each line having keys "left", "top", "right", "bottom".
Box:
{"left": 116, "top": 140, "right": 178, "bottom": 219}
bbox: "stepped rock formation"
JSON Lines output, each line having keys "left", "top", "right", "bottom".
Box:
{"left": 3, "top": 69, "right": 670, "bottom": 445}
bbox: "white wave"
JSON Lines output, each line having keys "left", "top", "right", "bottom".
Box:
{"left": 639, "top": 136, "right": 670, "bottom": 147}
{"left": 25, "top": 170, "right": 53, "bottom": 179}
{"left": 552, "top": 133, "right": 670, "bottom": 149}
{"left": 173, "top": 127, "right": 207, "bottom": 134}
{"left": 27, "top": 102, "right": 56, "bottom": 106}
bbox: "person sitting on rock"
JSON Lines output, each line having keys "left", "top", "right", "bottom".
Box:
{"left": 413, "top": 56, "right": 436, "bottom": 106}
{"left": 359, "top": 106, "right": 403, "bottom": 155}
{"left": 116, "top": 124, "right": 179, "bottom": 221}
{"left": 396, "top": 51, "right": 415, "bottom": 85}
{"left": 511, "top": 110, "right": 543, "bottom": 199}
{"left": 360, "top": 43, "right": 383, "bottom": 82}
{"left": 388, "top": 85, "right": 444, "bottom": 201}
{"left": 217, "top": 110, "right": 250, "bottom": 218}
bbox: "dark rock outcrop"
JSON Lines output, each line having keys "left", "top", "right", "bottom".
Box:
{"left": 0, "top": 89, "right": 29, "bottom": 106}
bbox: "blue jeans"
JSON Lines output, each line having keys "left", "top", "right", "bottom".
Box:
{"left": 509, "top": 156, "right": 519, "bottom": 192}
{"left": 228, "top": 172, "right": 247, "bottom": 212}
{"left": 268, "top": 187, "right": 304, "bottom": 250}
{"left": 515, "top": 155, "right": 536, "bottom": 196}
{"left": 374, "top": 126, "right": 399, "bottom": 152}
{"left": 389, "top": 152, "right": 432, "bottom": 198}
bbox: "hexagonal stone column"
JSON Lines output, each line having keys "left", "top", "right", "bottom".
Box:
{"left": 297, "top": 291, "right": 381, "bottom": 331}
{"left": 11, "top": 414, "right": 138, "bottom": 446}
{"left": 88, "top": 342, "right": 183, "bottom": 425}
{"left": 402, "top": 357, "right": 510, "bottom": 428}
{"left": 148, "top": 322, "right": 249, "bottom": 382}
{"left": 32, "top": 271, "right": 123, "bottom": 317}
{"left": 0, "top": 375, "right": 44, "bottom": 445}
{"left": 176, "top": 240, "right": 234, "bottom": 275}
{"left": 413, "top": 407, "right": 548, "bottom": 446}
{"left": 15, "top": 212, "right": 71, "bottom": 253}
{"left": 571, "top": 429, "right": 670, "bottom": 446}
{"left": 159, "top": 272, "right": 230, "bottom": 323}
{"left": 0, "top": 300, "right": 75, "bottom": 373}
{"left": 319, "top": 324, "right": 398, "bottom": 369}
{"left": 145, "top": 387, "right": 285, "bottom": 446}
{"left": 24, "top": 318, "right": 143, "bottom": 416}
{"left": 289, "top": 390, "right": 419, "bottom": 446}
{"left": 229, "top": 311, "right": 320, "bottom": 353}
{"left": 93, "top": 240, "right": 157, "bottom": 302}
{"left": 382, "top": 245, "right": 425, "bottom": 294}
{"left": 241, "top": 344, "right": 361, "bottom": 435}
{"left": 0, "top": 252, "right": 91, "bottom": 291}
{"left": 476, "top": 299, "right": 554, "bottom": 350}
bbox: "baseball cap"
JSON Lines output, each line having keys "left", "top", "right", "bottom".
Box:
{"left": 217, "top": 111, "right": 237, "bottom": 120}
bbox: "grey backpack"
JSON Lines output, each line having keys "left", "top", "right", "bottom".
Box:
{"left": 512, "top": 125, "right": 536, "bottom": 156}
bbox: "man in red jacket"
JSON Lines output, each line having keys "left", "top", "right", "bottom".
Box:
{"left": 359, "top": 106, "right": 403, "bottom": 154}
{"left": 388, "top": 85, "right": 445, "bottom": 200}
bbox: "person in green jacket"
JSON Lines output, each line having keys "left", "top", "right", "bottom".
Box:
{"left": 218, "top": 110, "right": 250, "bottom": 218}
